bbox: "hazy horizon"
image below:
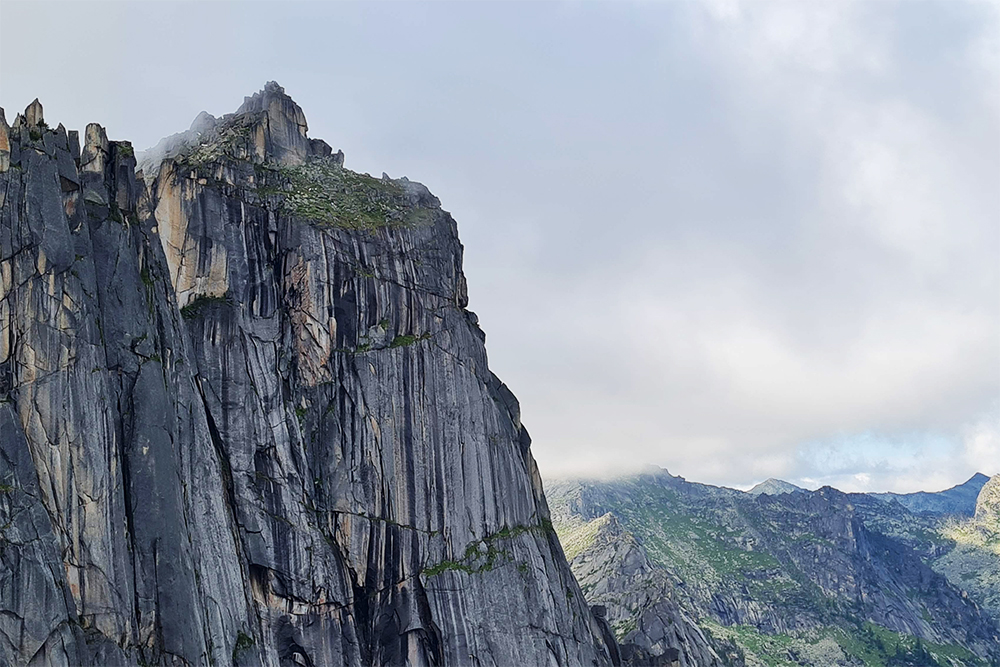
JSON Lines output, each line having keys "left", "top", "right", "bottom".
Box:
{"left": 540, "top": 463, "right": 993, "bottom": 496}
{"left": 2, "top": 0, "right": 997, "bottom": 494}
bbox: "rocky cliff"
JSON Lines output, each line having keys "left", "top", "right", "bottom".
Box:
{"left": 0, "top": 84, "right": 614, "bottom": 667}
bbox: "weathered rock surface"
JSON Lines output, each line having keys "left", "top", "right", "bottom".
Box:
{"left": 0, "top": 84, "right": 614, "bottom": 666}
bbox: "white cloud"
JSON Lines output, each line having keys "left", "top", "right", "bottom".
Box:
{"left": 963, "top": 408, "right": 1000, "bottom": 475}
{"left": 532, "top": 0, "right": 998, "bottom": 491}
{"left": 2, "top": 1, "right": 995, "bottom": 494}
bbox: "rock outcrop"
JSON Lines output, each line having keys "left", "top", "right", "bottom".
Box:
{"left": 976, "top": 474, "right": 1000, "bottom": 525}
{"left": 0, "top": 84, "right": 614, "bottom": 666}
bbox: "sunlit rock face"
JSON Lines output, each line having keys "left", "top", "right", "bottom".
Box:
{"left": 975, "top": 475, "right": 1000, "bottom": 526}
{"left": 0, "top": 85, "right": 614, "bottom": 667}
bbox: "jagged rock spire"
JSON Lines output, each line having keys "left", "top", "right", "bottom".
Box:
{"left": 235, "top": 81, "right": 311, "bottom": 166}
{"left": 137, "top": 81, "right": 340, "bottom": 175}
{"left": 0, "top": 108, "right": 9, "bottom": 173}
{"left": 25, "top": 98, "right": 43, "bottom": 127}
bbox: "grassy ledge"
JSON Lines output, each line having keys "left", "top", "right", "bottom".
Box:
{"left": 180, "top": 294, "right": 231, "bottom": 319}
{"left": 423, "top": 520, "right": 555, "bottom": 578}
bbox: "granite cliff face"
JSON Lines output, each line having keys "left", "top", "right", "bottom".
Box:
{"left": 0, "top": 84, "right": 614, "bottom": 666}
{"left": 548, "top": 469, "right": 1000, "bottom": 667}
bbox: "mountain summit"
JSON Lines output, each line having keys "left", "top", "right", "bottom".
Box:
{"left": 138, "top": 81, "right": 332, "bottom": 177}
{"left": 0, "top": 85, "right": 614, "bottom": 666}
{"left": 747, "top": 478, "right": 804, "bottom": 496}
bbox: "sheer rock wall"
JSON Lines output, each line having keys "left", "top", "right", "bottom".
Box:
{"left": 0, "top": 86, "right": 613, "bottom": 667}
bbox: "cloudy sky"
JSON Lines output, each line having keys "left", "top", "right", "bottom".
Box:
{"left": 2, "top": 0, "right": 997, "bottom": 493}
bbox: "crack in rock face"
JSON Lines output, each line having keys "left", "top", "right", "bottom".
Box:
{"left": 0, "top": 85, "right": 617, "bottom": 666}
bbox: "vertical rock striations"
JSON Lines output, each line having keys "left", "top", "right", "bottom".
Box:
{"left": 0, "top": 84, "right": 614, "bottom": 666}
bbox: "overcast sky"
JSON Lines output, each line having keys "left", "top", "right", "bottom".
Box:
{"left": 2, "top": 0, "right": 997, "bottom": 493}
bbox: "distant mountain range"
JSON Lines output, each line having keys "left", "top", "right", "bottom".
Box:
{"left": 870, "top": 473, "right": 991, "bottom": 516}
{"left": 548, "top": 469, "right": 1000, "bottom": 667}
{"left": 747, "top": 473, "right": 989, "bottom": 515}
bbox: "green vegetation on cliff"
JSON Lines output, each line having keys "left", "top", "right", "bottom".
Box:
{"left": 279, "top": 160, "right": 434, "bottom": 229}
{"left": 170, "top": 115, "right": 437, "bottom": 231}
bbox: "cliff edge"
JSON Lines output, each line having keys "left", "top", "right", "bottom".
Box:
{"left": 0, "top": 84, "right": 614, "bottom": 666}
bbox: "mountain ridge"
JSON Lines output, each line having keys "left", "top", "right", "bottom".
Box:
{"left": 870, "top": 472, "right": 991, "bottom": 517}
{"left": 548, "top": 468, "right": 1000, "bottom": 666}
